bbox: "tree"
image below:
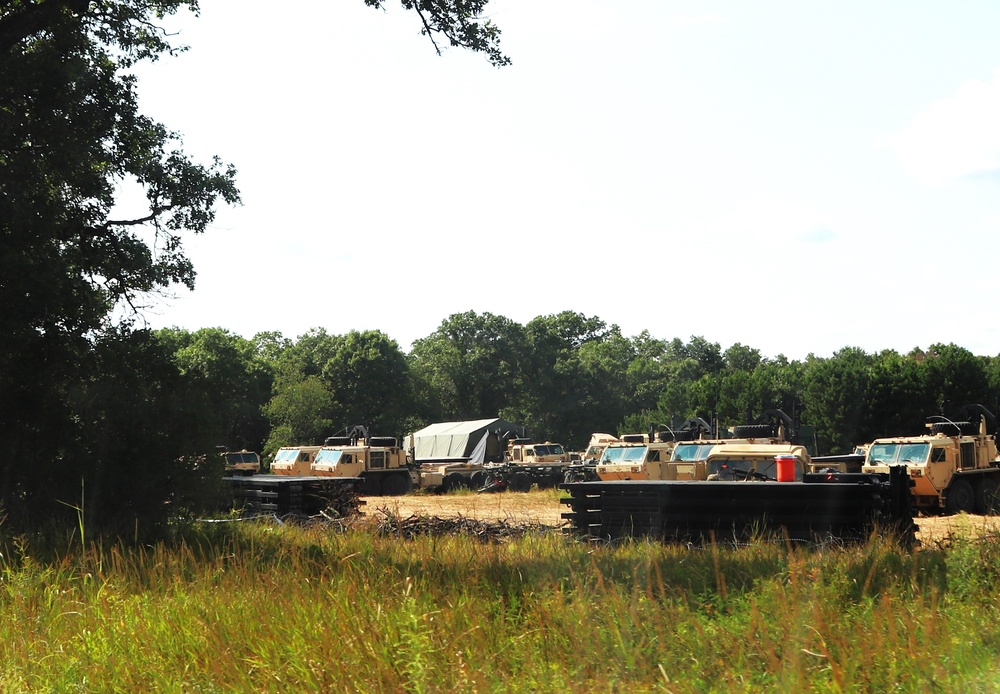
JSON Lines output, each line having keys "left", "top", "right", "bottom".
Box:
{"left": 409, "top": 311, "right": 526, "bottom": 421}
{"left": 511, "top": 314, "right": 635, "bottom": 447}
{"left": 0, "top": 0, "right": 505, "bottom": 534}
{"left": 156, "top": 327, "right": 274, "bottom": 452}
{"left": 802, "top": 347, "right": 874, "bottom": 454}
{"left": 364, "top": 0, "right": 509, "bottom": 67}
{"left": 319, "top": 330, "right": 414, "bottom": 435}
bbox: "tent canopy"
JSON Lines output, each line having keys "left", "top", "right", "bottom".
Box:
{"left": 411, "top": 418, "right": 524, "bottom": 464}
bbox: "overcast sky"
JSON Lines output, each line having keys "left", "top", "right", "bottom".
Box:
{"left": 129, "top": 1, "right": 1000, "bottom": 361}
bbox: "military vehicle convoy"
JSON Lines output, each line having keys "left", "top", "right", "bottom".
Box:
{"left": 226, "top": 441, "right": 361, "bottom": 516}
{"left": 862, "top": 407, "right": 1000, "bottom": 514}
{"left": 595, "top": 412, "right": 808, "bottom": 482}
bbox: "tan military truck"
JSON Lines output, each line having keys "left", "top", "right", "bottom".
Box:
{"left": 596, "top": 418, "right": 769, "bottom": 482}
{"left": 703, "top": 442, "right": 809, "bottom": 481}
{"left": 563, "top": 432, "right": 622, "bottom": 482}
{"left": 270, "top": 445, "right": 322, "bottom": 476}
{"left": 311, "top": 428, "right": 414, "bottom": 496}
{"left": 480, "top": 439, "right": 575, "bottom": 491}
{"left": 221, "top": 450, "right": 261, "bottom": 476}
{"left": 595, "top": 432, "right": 680, "bottom": 481}
{"left": 861, "top": 413, "right": 1000, "bottom": 514}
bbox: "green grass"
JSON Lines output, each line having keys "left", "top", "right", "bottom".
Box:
{"left": 1, "top": 521, "right": 999, "bottom": 692}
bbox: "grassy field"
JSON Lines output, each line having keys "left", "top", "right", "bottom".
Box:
{"left": 2, "top": 498, "right": 1000, "bottom": 692}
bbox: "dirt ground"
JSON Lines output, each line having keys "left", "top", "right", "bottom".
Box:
{"left": 362, "top": 490, "right": 567, "bottom": 527}
{"left": 363, "top": 490, "right": 1000, "bottom": 544}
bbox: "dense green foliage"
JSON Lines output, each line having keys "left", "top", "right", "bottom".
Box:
{"left": 0, "top": 0, "right": 505, "bottom": 536}
{"left": 1, "top": 515, "right": 999, "bottom": 690}
{"left": 247, "top": 310, "right": 1000, "bottom": 460}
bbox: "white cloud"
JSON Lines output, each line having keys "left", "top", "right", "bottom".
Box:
{"left": 886, "top": 68, "right": 1000, "bottom": 186}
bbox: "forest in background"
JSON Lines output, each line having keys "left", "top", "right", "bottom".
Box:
{"left": 162, "top": 309, "right": 1000, "bottom": 461}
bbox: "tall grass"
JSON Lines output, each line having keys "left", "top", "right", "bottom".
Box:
{"left": 0, "top": 521, "right": 998, "bottom": 692}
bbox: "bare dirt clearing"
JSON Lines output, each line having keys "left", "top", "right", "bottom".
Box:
{"left": 363, "top": 490, "right": 567, "bottom": 527}
{"left": 362, "top": 490, "right": 1000, "bottom": 544}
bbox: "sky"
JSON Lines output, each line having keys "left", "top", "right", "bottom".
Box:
{"left": 128, "top": 0, "right": 1000, "bottom": 361}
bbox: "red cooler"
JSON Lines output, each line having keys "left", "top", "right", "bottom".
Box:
{"left": 775, "top": 455, "right": 797, "bottom": 482}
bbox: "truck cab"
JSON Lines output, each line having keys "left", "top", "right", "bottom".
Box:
{"left": 311, "top": 433, "right": 413, "bottom": 496}
{"left": 595, "top": 434, "right": 677, "bottom": 481}
{"left": 507, "top": 440, "right": 569, "bottom": 464}
{"left": 862, "top": 417, "right": 1000, "bottom": 513}
{"left": 270, "top": 446, "right": 321, "bottom": 476}
{"left": 222, "top": 450, "right": 261, "bottom": 476}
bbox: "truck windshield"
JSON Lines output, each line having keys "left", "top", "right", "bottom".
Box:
{"left": 533, "top": 444, "right": 565, "bottom": 456}
{"left": 671, "top": 443, "right": 716, "bottom": 462}
{"left": 601, "top": 446, "right": 647, "bottom": 464}
{"left": 315, "top": 450, "right": 344, "bottom": 464}
{"left": 226, "top": 453, "right": 259, "bottom": 464}
{"left": 274, "top": 449, "right": 297, "bottom": 462}
{"left": 867, "top": 443, "right": 930, "bottom": 465}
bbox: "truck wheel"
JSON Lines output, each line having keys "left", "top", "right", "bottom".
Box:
{"left": 382, "top": 473, "right": 412, "bottom": 496}
{"left": 361, "top": 474, "right": 383, "bottom": 496}
{"left": 975, "top": 476, "right": 1000, "bottom": 514}
{"left": 444, "top": 473, "right": 467, "bottom": 492}
{"left": 946, "top": 478, "right": 975, "bottom": 514}
{"left": 510, "top": 472, "right": 532, "bottom": 493}
{"left": 470, "top": 471, "right": 487, "bottom": 490}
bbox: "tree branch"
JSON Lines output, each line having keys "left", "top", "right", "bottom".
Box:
{"left": 0, "top": 0, "right": 90, "bottom": 56}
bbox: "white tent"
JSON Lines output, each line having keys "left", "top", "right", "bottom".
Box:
{"left": 410, "top": 418, "right": 523, "bottom": 463}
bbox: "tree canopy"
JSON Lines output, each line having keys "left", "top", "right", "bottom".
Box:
{"left": 0, "top": 0, "right": 506, "bottom": 537}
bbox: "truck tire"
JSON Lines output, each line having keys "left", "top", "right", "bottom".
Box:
{"left": 361, "top": 474, "right": 383, "bottom": 496}
{"left": 444, "top": 473, "right": 468, "bottom": 492}
{"left": 732, "top": 424, "right": 773, "bottom": 438}
{"left": 382, "top": 472, "right": 412, "bottom": 496}
{"left": 975, "top": 475, "right": 1000, "bottom": 515}
{"left": 509, "top": 472, "right": 533, "bottom": 493}
{"left": 945, "top": 478, "right": 975, "bottom": 514}
{"left": 469, "top": 471, "right": 486, "bottom": 490}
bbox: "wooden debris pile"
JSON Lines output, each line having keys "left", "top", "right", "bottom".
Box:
{"left": 370, "top": 508, "right": 558, "bottom": 542}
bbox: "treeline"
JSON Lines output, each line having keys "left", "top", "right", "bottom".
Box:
{"left": 3, "top": 308, "right": 998, "bottom": 536}
{"left": 162, "top": 310, "right": 1000, "bottom": 459}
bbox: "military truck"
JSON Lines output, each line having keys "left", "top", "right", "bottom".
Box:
{"left": 270, "top": 445, "right": 322, "bottom": 476}
{"left": 225, "top": 443, "right": 360, "bottom": 516}
{"left": 311, "top": 426, "right": 414, "bottom": 496}
{"left": 479, "top": 439, "right": 576, "bottom": 491}
{"left": 861, "top": 408, "right": 1000, "bottom": 514}
{"left": 704, "top": 442, "right": 809, "bottom": 481}
{"left": 221, "top": 449, "right": 261, "bottom": 476}
{"left": 595, "top": 431, "right": 684, "bottom": 481}
{"left": 596, "top": 411, "right": 813, "bottom": 481}
{"left": 562, "top": 433, "right": 621, "bottom": 483}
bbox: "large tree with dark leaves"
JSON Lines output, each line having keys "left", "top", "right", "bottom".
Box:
{"left": 0, "top": 1, "right": 505, "bottom": 536}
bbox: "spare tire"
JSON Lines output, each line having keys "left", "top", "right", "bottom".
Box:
{"left": 324, "top": 436, "right": 352, "bottom": 446}
{"left": 732, "top": 424, "right": 773, "bottom": 438}
{"left": 369, "top": 436, "right": 398, "bottom": 447}
{"left": 931, "top": 421, "right": 976, "bottom": 436}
